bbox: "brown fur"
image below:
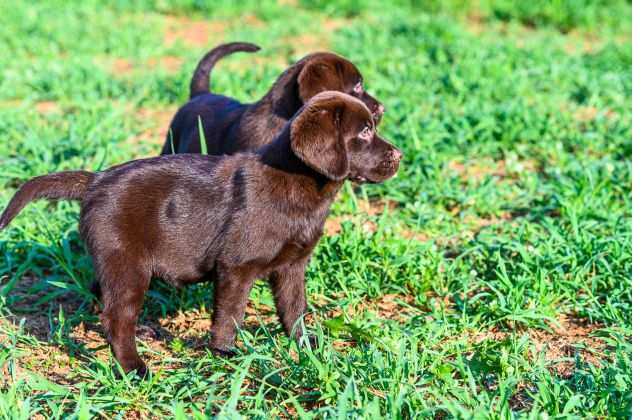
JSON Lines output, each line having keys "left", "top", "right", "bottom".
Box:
{"left": 161, "top": 43, "right": 385, "bottom": 156}
{"left": 1, "top": 92, "right": 401, "bottom": 375}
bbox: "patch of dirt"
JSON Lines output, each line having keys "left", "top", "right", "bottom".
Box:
{"left": 102, "top": 56, "right": 184, "bottom": 76}
{"left": 71, "top": 321, "right": 175, "bottom": 371}
{"left": 465, "top": 9, "right": 486, "bottom": 35}
{"left": 222, "top": 54, "right": 288, "bottom": 71}
{"left": 316, "top": 293, "right": 420, "bottom": 350}
{"left": 368, "top": 293, "right": 418, "bottom": 321}
{"left": 401, "top": 230, "right": 432, "bottom": 242}
{"left": 0, "top": 99, "right": 61, "bottom": 115}
{"left": 462, "top": 212, "right": 513, "bottom": 229}
{"left": 324, "top": 216, "right": 376, "bottom": 236}
{"left": 324, "top": 199, "right": 397, "bottom": 235}
{"left": 463, "top": 16, "right": 536, "bottom": 44}
{"left": 164, "top": 17, "right": 228, "bottom": 48}
{"left": 35, "top": 101, "right": 59, "bottom": 114}
{"left": 157, "top": 308, "right": 211, "bottom": 339}
{"left": 123, "top": 411, "right": 151, "bottom": 420}
{"left": 68, "top": 321, "right": 111, "bottom": 361}
{"left": 562, "top": 31, "right": 603, "bottom": 55}
{"left": 0, "top": 319, "right": 76, "bottom": 387}
{"left": 146, "top": 56, "right": 184, "bottom": 74}
{"left": 285, "top": 33, "right": 332, "bottom": 55}
{"left": 572, "top": 105, "right": 617, "bottom": 122}
{"left": 110, "top": 58, "right": 134, "bottom": 75}
{"left": 448, "top": 158, "right": 538, "bottom": 182}
{"left": 533, "top": 314, "right": 606, "bottom": 377}
{"left": 241, "top": 13, "right": 266, "bottom": 28}
{"left": 470, "top": 314, "right": 606, "bottom": 377}
{"left": 0, "top": 293, "right": 84, "bottom": 387}
{"left": 2, "top": 274, "right": 84, "bottom": 341}
{"left": 574, "top": 106, "right": 599, "bottom": 122}
{"left": 0, "top": 99, "right": 23, "bottom": 110}
{"left": 321, "top": 293, "right": 418, "bottom": 322}
{"left": 244, "top": 302, "right": 277, "bottom": 327}
{"left": 323, "top": 17, "right": 350, "bottom": 32}
{"left": 357, "top": 199, "right": 397, "bottom": 215}
{"left": 23, "top": 345, "right": 75, "bottom": 384}
{"left": 402, "top": 211, "right": 514, "bottom": 249}
{"left": 462, "top": 14, "right": 607, "bottom": 57}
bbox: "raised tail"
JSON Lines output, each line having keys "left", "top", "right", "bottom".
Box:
{"left": 0, "top": 171, "right": 95, "bottom": 229}
{"left": 190, "top": 42, "right": 261, "bottom": 99}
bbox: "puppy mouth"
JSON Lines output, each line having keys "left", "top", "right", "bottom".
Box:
{"left": 349, "top": 159, "right": 399, "bottom": 184}
{"left": 370, "top": 162, "right": 400, "bottom": 183}
{"left": 349, "top": 175, "right": 367, "bottom": 183}
{"left": 348, "top": 175, "right": 376, "bottom": 184}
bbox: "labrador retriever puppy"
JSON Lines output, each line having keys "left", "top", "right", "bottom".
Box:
{"left": 0, "top": 92, "right": 401, "bottom": 375}
{"left": 161, "top": 42, "right": 385, "bottom": 155}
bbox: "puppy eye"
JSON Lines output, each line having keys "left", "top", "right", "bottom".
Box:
{"left": 358, "top": 126, "right": 372, "bottom": 140}
{"left": 353, "top": 82, "right": 363, "bottom": 94}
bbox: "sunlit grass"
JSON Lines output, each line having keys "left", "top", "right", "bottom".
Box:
{"left": 0, "top": 0, "right": 631, "bottom": 417}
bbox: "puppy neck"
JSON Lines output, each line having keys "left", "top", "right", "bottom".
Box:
{"left": 257, "top": 125, "right": 313, "bottom": 175}
{"left": 257, "top": 125, "right": 342, "bottom": 197}
{"left": 255, "top": 61, "right": 306, "bottom": 120}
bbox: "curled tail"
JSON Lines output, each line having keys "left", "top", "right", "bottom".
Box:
{"left": 0, "top": 171, "right": 95, "bottom": 229}
{"left": 190, "top": 42, "right": 261, "bottom": 99}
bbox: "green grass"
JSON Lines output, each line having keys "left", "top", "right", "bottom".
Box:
{"left": 1, "top": 0, "right": 631, "bottom": 418}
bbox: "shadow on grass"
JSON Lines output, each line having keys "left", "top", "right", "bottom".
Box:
{"left": 0, "top": 231, "right": 240, "bottom": 366}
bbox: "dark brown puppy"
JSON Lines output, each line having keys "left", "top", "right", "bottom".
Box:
{"left": 0, "top": 92, "right": 401, "bottom": 375}
{"left": 161, "top": 42, "right": 385, "bottom": 155}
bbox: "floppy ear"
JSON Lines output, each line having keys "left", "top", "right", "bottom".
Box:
{"left": 297, "top": 59, "right": 343, "bottom": 103}
{"left": 290, "top": 104, "right": 349, "bottom": 181}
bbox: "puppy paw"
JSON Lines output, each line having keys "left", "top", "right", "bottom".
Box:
{"left": 132, "top": 363, "right": 149, "bottom": 379}
{"left": 116, "top": 361, "right": 149, "bottom": 379}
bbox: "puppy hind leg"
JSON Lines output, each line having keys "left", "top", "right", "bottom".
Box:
{"left": 97, "top": 261, "right": 151, "bottom": 376}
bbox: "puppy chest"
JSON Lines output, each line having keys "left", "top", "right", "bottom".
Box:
{"left": 223, "top": 214, "right": 316, "bottom": 264}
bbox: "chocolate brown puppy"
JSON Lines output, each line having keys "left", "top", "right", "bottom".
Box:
{"left": 161, "top": 42, "right": 385, "bottom": 155}
{"left": 1, "top": 92, "right": 401, "bottom": 375}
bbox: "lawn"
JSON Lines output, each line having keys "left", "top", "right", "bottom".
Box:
{"left": 0, "top": 0, "right": 631, "bottom": 418}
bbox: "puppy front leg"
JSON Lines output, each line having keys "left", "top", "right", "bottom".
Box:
{"left": 269, "top": 258, "right": 309, "bottom": 341}
{"left": 210, "top": 267, "right": 256, "bottom": 354}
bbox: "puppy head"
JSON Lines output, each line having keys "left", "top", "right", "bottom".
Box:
{"left": 297, "top": 53, "right": 385, "bottom": 125}
{"left": 290, "top": 91, "right": 401, "bottom": 183}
